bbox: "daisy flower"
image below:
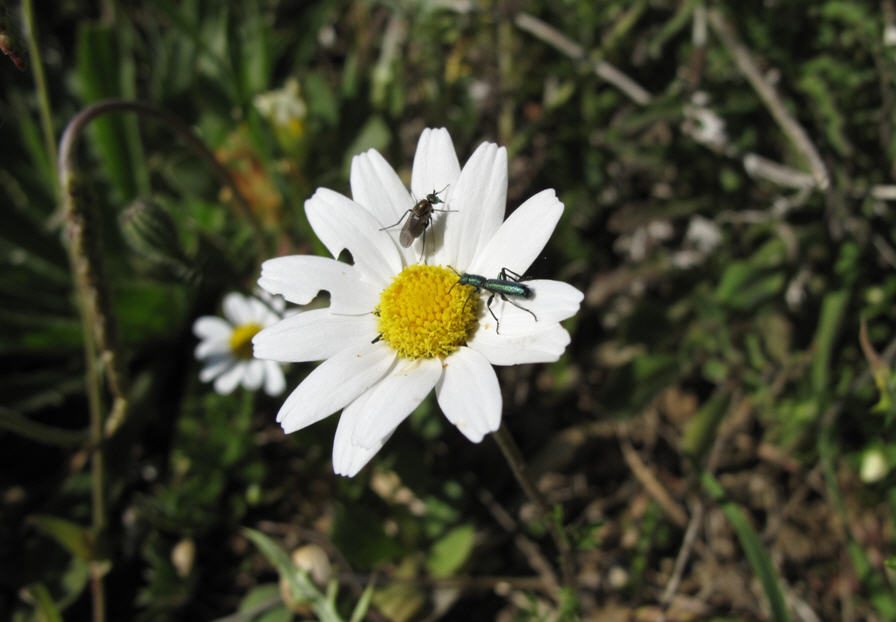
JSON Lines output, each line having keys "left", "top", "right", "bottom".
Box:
{"left": 193, "top": 292, "right": 287, "bottom": 396}
{"left": 253, "top": 128, "right": 582, "bottom": 476}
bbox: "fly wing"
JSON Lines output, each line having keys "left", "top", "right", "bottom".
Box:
{"left": 399, "top": 219, "right": 421, "bottom": 247}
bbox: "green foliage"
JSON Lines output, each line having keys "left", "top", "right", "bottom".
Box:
{"left": 4, "top": 0, "right": 896, "bottom": 620}
{"left": 425, "top": 524, "right": 474, "bottom": 578}
{"left": 243, "top": 528, "right": 346, "bottom": 622}
{"left": 702, "top": 472, "right": 791, "bottom": 622}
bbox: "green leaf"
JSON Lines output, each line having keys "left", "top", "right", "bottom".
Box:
{"left": 372, "top": 578, "right": 425, "bottom": 622}
{"left": 237, "top": 583, "right": 291, "bottom": 622}
{"left": 19, "top": 584, "right": 62, "bottom": 622}
{"left": 811, "top": 289, "right": 850, "bottom": 398}
{"left": 28, "top": 515, "right": 95, "bottom": 561}
{"left": 426, "top": 524, "right": 475, "bottom": 578}
{"left": 682, "top": 389, "right": 731, "bottom": 464}
{"left": 75, "top": 23, "right": 147, "bottom": 200}
{"left": 702, "top": 472, "right": 791, "bottom": 622}
{"left": 304, "top": 71, "right": 339, "bottom": 126}
{"left": 0, "top": 407, "right": 86, "bottom": 446}
{"left": 242, "top": 528, "right": 343, "bottom": 622}
{"left": 348, "top": 581, "right": 375, "bottom": 622}
{"left": 57, "top": 558, "right": 91, "bottom": 610}
{"left": 330, "top": 503, "right": 403, "bottom": 567}
{"left": 235, "top": 4, "right": 272, "bottom": 96}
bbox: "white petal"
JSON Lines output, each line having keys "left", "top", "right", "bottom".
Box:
{"left": 195, "top": 337, "right": 229, "bottom": 360}
{"left": 410, "top": 128, "right": 461, "bottom": 203}
{"left": 442, "top": 142, "right": 507, "bottom": 269}
{"left": 257, "top": 255, "right": 378, "bottom": 314}
{"left": 407, "top": 129, "right": 462, "bottom": 266}
{"left": 468, "top": 323, "right": 572, "bottom": 366}
{"left": 474, "top": 296, "right": 540, "bottom": 336}
{"left": 305, "top": 188, "right": 403, "bottom": 285}
{"left": 350, "top": 357, "right": 442, "bottom": 449}
{"left": 245, "top": 296, "right": 278, "bottom": 326}
{"left": 517, "top": 280, "right": 583, "bottom": 323}
{"left": 222, "top": 293, "right": 252, "bottom": 324}
{"left": 332, "top": 405, "right": 393, "bottom": 477}
{"left": 214, "top": 363, "right": 245, "bottom": 394}
{"left": 468, "top": 189, "right": 564, "bottom": 277}
{"left": 473, "top": 280, "right": 583, "bottom": 336}
{"left": 241, "top": 360, "right": 264, "bottom": 390}
{"left": 199, "top": 355, "right": 233, "bottom": 382}
{"left": 253, "top": 309, "right": 377, "bottom": 362}
{"left": 263, "top": 360, "right": 287, "bottom": 396}
{"left": 193, "top": 316, "right": 231, "bottom": 340}
{"left": 278, "top": 343, "right": 395, "bottom": 433}
{"left": 350, "top": 148, "right": 413, "bottom": 227}
{"left": 435, "top": 347, "right": 501, "bottom": 443}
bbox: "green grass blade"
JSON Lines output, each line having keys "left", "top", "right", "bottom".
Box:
{"left": 811, "top": 289, "right": 850, "bottom": 398}
{"left": 75, "top": 23, "right": 147, "bottom": 200}
{"left": 348, "top": 581, "right": 374, "bottom": 622}
{"left": 242, "top": 527, "right": 344, "bottom": 622}
{"left": 702, "top": 471, "right": 791, "bottom": 622}
{"left": 0, "top": 407, "right": 86, "bottom": 446}
{"left": 20, "top": 583, "right": 63, "bottom": 622}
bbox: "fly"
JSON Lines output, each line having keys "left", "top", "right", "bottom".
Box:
{"left": 380, "top": 186, "right": 452, "bottom": 258}
{"left": 450, "top": 267, "right": 537, "bottom": 335}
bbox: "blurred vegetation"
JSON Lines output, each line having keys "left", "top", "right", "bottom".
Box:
{"left": 2, "top": 0, "right": 896, "bottom": 620}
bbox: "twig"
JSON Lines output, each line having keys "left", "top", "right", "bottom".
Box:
{"left": 618, "top": 435, "right": 689, "bottom": 529}
{"left": 706, "top": 8, "right": 829, "bottom": 190}
{"left": 659, "top": 499, "right": 704, "bottom": 615}
{"left": 743, "top": 153, "right": 815, "bottom": 189}
{"left": 492, "top": 423, "right": 576, "bottom": 594}
{"left": 474, "top": 484, "right": 561, "bottom": 596}
{"left": 514, "top": 534, "right": 561, "bottom": 596}
{"left": 870, "top": 185, "right": 896, "bottom": 200}
{"left": 514, "top": 12, "right": 652, "bottom": 105}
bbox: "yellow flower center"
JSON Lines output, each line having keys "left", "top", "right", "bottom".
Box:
{"left": 376, "top": 265, "right": 480, "bottom": 359}
{"left": 229, "top": 323, "right": 264, "bottom": 360}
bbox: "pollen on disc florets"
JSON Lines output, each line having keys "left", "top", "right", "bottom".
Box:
{"left": 376, "top": 265, "right": 480, "bottom": 359}
{"left": 229, "top": 323, "right": 263, "bottom": 359}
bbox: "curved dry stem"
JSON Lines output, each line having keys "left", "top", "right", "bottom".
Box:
{"left": 58, "top": 98, "right": 265, "bottom": 253}
{"left": 57, "top": 99, "right": 268, "bottom": 622}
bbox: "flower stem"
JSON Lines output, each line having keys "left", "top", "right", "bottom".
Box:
{"left": 21, "top": 7, "right": 105, "bottom": 620}
{"left": 60, "top": 172, "right": 109, "bottom": 622}
{"left": 492, "top": 423, "right": 576, "bottom": 592}
{"left": 57, "top": 99, "right": 265, "bottom": 622}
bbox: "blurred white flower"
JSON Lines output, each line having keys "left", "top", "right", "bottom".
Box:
{"left": 254, "top": 128, "right": 582, "bottom": 476}
{"left": 683, "top": 92, "right": 727, "bottom": 151}
{"left": 860, "top": 448, "right": 888, "bottom": 484}
{"left": 685, "top": 216, "right": 722, "bottom": 254}
{"left": 193, "top": 292, "right": 286, "bottom": 396}
{"left": 253, "top": 78, "right": 307, "bottom": 134}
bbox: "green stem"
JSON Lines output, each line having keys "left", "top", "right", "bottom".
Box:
{"left": 492, "top": 423, "right": 575, "bottom": 594}
{"left": 21, "top": 0, "right": 58, "bottom": 195}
